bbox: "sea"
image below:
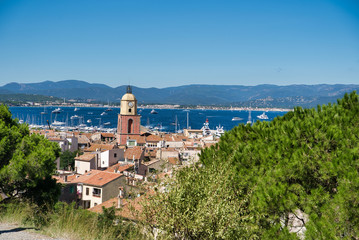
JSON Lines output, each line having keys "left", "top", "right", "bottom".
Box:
{"left": 8, "top": 106, "right": 288, "bottom": 132}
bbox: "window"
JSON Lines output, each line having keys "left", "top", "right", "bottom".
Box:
{"left": 86, "top": 187, "right": 89, "bottom": 195}
{"left": 129, "top": 108, "right": 132, "bottom": 113}
{"left": 93, "top": 188, "right": 101, "bottom": 197}
{"left": 114, "top": 153, "right": 117, "bottom": 158}
{"left": 128, "top": 119, "right": 133, "bottom": 133}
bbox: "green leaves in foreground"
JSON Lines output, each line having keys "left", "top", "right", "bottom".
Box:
{"left": 0, "top": 104, "right": 61, "bottom": 206}
{"left": 144, "top": 91, "right": 359, "bottom": 239}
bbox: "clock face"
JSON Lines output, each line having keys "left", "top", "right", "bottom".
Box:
{"left": 128, "top": 101, "right": 134, "bottom": 107}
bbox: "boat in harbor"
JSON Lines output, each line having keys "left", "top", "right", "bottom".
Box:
{"left": 74, "top": 107, "right": 80, "bottom": 111}
{"left": 257, "top": 112, "right": 269, "bottom": 120}
{"left": 150, "top": 109, "right": 158, "bottom": 114}
{"left": 52, "top": 108, "right": 62, "bottom": 114}
{"left": 232, "top": 117, "right": 243, "bottom": 121}
{"left": 215, "top": 125, "right": 225, "bottom": 137}
{"left": 70, "top": 115, "right": 80, "bottom": 120}
{"left": 104, "top": 122, "right": 111, "bottom": 126}
{"left": 201, "top": 119, "right": 212, "bottom": 136}
{"left": 100, "top": 112, "right": 107, "bottom": 116}
{"left": 52, "top": 120, "right": 66, "bottom": 126}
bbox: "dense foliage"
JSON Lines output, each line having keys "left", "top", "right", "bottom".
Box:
{"left": 59, "top": 150, "right": 79, "bottom": 170}
{"left": 144, "top": 92, "right": 359, "bottom": 239}
{"left": 0, "top": 104, "right": 61, "bottom": 206}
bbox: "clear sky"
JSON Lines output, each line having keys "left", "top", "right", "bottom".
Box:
{"left": 0, "top": 0, "right": 358, "bottom": 88}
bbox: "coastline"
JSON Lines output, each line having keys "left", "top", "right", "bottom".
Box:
{"left": 10, "top": 104, "right": 292, "bottom": 112}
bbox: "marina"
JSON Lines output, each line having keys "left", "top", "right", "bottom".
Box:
{"left": 9, "top": 106, "right": 288, "bottom": 133}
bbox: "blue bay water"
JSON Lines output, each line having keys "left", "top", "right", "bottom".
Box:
{"left": 9, "top": 106, "right": 288, "bottom": 132}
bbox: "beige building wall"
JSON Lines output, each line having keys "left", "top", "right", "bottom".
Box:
{"left": 82, "top": 175, "right": 126, "bottom": 208}
{"left": 75, "top": 160, "right": 95, "bottom": 174}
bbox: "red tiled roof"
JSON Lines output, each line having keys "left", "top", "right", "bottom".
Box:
{"left": 85, "top": 143, "right": 115, "bottom": 152}
{"left": 88, "top": 190, "right": 155, "bottom": 220}
{"left": 75, "top": 153, "right": 96, "bottom": 161}
{"left": 104, "top": 163, "right": 134, "bottom": 173}
{"left": 71, "top": 170, "right": 122, "bottom": 187}
{"left": 70, "top": 170, "right": 102, "bottom": 184}
{"left": 124, "top": 146, "right": 144, "bottom": 160}
{"left": 128, "top": 135, "right": 146, "bottom": 144}
{"left": 145, "top": 135, "right": 162, "bottom": 142}
{"left": 81, "top": 171, "right": 123, "bottom": 187}
{"left": 101, "top": 133, "right": 115, "bottom": 138}
{"left": 168, "top": 157, "right": 180, "bottom": 165}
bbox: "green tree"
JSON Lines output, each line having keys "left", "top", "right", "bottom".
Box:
{"left": 144, "top": 91, "right": 359, "bottom": 239}
{"left": 59, "top": 150, "right": 79, "bottom": 170}
{"left": 0, "top": 104, "right": 61, "bottom": 206}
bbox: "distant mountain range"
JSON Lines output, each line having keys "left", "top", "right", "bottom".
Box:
{"left": 1, "top": 80, "right": 358, "bottom": 108}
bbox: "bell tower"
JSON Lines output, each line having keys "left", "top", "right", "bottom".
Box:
{"left": 117, "top": 86, "right": 141, "bottom": 145}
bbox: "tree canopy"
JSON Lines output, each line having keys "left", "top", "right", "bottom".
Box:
{"left": 144, "top": 91, "right": 359, "bottom": 239}
{"left": 0, "top": 105, "right": 61, "bottom": 206}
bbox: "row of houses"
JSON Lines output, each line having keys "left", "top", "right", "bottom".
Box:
{"left": 32, "top": 128, "right": 218, "bottom": 213}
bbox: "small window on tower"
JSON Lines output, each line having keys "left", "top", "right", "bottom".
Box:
{"left": 129, "top": 108, "right": 132, "bottom": 112}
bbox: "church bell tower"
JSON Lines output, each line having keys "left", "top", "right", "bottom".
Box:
{"left": 117, "top": 86, "right": 141, "bottom": 145}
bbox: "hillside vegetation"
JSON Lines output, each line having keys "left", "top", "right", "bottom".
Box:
{"left": 144, "top": 92, "right": 359, "bottom": 239}
{"left": 1, "top": 80, "right": 358, "bottom": 107}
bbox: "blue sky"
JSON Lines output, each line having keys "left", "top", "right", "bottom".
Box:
{"left": 0, "top": 0, "right": 358, "bottom": 88}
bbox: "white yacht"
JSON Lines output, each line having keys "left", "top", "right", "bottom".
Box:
{"left": 52, "top": 108, "right": 62, "bottom": 114}
{"left": 232, "top": 117, "right": 243, "bottom": 121}
{"left": 52, "top": 120, "right": 65, "bottom": 126}
{"left": 257, "top": 112, "right": 269, "bottom": 120}
{"left": 215, "top": 125, "right": 225, "bottom": 137}
{"left": 150, "top": 109, "right": 158, "bottom": 114}
{"left": 201, "top": 119, "right": 212, "bottom": 136}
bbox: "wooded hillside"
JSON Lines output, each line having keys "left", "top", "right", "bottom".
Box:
{"left": 144, "top": 91, "right": 359, "bottom": 239}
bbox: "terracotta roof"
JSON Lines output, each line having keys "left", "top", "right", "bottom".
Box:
{"left": 70, "top": 170, "right": 102, "bottom": 183}
{"left": 77, "top": 135, "right": 90, "bottom": 144}
{"left": 71, "top": 170, "right": 123, "bottom": 187}
{"left": 162, "top": 148, "right": 177, "bottom": 152}
{"left": 168, "top": 157, "right": 180, "bottom": 165}
{"left": 101, "top": 133, "right": 115, "bottom": 138}
{"left": 104, "top": 163, "right": 134, "bottom": 173}
{"left": 89, "top": 190, "right": 155, "bottom": 221}
{"left": 75, "top": 153, "right": 96, "bottom": 162}
{"left": 145, "top": 135, "right": 162, "bottom": 142}
{"left": 81, "top": 171, "right": 123, "bottom": 187}
{"left": 85, "top": 143, "right": 115, "bottom": 152}
{"left": 52, "top": 175, "right": 65, "bottom": 184}
{"left": 124, "top": 146, "right": 144, "bottom": 160}
{"left": 128, "top": 135, "right": 146, "bottom": 144}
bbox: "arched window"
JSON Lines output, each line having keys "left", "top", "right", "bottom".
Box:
{"left": 128, "top": 119, "right": 133, "bottom": 133}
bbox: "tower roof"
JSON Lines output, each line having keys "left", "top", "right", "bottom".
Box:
{"left": 121, "top": 93, "right": 136, "bottom": 101}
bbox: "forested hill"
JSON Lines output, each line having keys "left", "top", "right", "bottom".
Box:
{"left": 145, "top": 91, "right": 359, "bottom": 239}
{"left": 1, "top": 80, "right": 358, "bottom": 108}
